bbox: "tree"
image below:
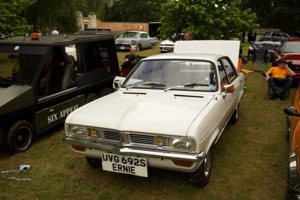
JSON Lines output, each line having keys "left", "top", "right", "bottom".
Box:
{"left": 240, "top": 0, "right": 300, "bottom": 33}
{"left": 74, "top": 0, "right": 105, "bottom": 17}
{"left": 100, "top": 0, "right": 167, "bottom": 22}
{"left": 27, "top": 0, "right": 78, "bottom": 34}
{"left": 0, "top": 0, "right": 37, "bottom": 35}
{"left": 160, "top": 0, "right": 259, "bottom": 40}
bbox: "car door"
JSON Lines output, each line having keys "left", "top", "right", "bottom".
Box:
{"left": 141, "top": 33, "right": 150, "bottom": 48}
{"left": 218, "top": 57, "right": 241, "bottom": 120}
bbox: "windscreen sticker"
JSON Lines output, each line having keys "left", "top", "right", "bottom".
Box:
{"left": 14, "top": 46, "right": 20, "bottom": 51}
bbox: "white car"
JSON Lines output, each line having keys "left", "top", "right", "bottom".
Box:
{"left": 115, "top": 31, "right": 157, "bottom": 51}
{"left": 64, "top": 40, "right": 245, "bottom": 187}
{"left": 159, "top": 39, "right": 175, "bottom": 53}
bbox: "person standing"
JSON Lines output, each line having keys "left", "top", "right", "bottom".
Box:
{"left": 184, "top": 30, "right": 192, "bottom": 40}
{"left": 51, "top": 27, "right": 59, "bottom": 35}
{"left": 125, "top": 46, "right": 140, "bottom": 62}
{"left": 242, "top": 32, "right": 246, "bottom": 43}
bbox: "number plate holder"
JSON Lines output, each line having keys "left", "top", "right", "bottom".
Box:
{"left": 101, "top": 152, "right": 148, "bottom": 177}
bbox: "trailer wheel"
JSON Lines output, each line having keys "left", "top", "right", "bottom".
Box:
{"left": 86, "top": 93, "right": 98, "bottom": 103}
{"left": 6, "top": 120, "right": 34, "bottom": 153}
{"left": 99, "top": 87, "right": 114, "bottom": 97}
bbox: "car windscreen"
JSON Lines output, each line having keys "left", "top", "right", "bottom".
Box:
{"left": 0, "top": 45, "right": 47, "bottom": 85}
{"left": 283, "top": 42, "right": 300, "bottom": 53}
{"left": 123, "top": 59, "right": 217, "bottom": 91}
{"left": 123, "top": 32, "right": 140, "bottom": 38}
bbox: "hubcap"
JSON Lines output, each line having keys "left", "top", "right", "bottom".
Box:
{"left": 15, "top": 126, "right": 31, "bottom": 150}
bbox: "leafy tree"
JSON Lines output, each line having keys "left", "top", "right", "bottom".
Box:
{"left": 100, "top": 0, "right": 167, "bottom": 22}
{"left": 74, "top": 0, "right": 105, "bottom": 17}
{"left": 0, "top": 0, "right": 37, "bottom": 35}
{"left": 27, "top": 0, "right": 78, "bottom": 34}
{"left": 240, "top": 0, "right": 300, "bottom": 33}
{"left": 160, "top": 0, "right": 259, "bottom": 40}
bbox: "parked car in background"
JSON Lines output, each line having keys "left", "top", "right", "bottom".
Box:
{"left": 0, "top": 34, "right": 120, "bottom": 153}
{"left": 115, "top": 31, "right": 157, "bottom": 51}
{"left": 263, "top": 31, "right": 290, "bottom": 40}
{"left": 284, "top": 84, "right": 300, "bottom": 199}
{"left": 275, "top": 39, "right": 300, "bottom": 82}
{"left": 159, "top": 39, "right": 175, "bottom": 53}
{"left": 64, "top": 40, "right": 245, "bottom": 187}
{"left": 247, "top": 37, "right": 285, "bottom": 62}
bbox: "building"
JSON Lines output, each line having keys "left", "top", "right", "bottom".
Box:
{"left": 77, "top": 11, "right": 149, "bottom": 32}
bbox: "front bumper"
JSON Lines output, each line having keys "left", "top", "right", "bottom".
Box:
{"left": 115, "top": 44, "right": 136, "bottom": 50}
{"left": 64, "top": 137, "right": 205, "bottom": 162}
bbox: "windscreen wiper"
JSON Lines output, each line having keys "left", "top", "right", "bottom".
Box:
{"left": 164, "top": 83, "right": 209, "bottom": 92}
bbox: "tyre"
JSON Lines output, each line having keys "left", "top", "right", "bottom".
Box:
{"left": 86, "top": 156, "right": 102, "bottom": 169}
{"left": 188, "top": 148, "right": 212, "bottom": 187}
{"left": 99, "top": 87, "right": 114, "bottom": 97}
{"left": 136, "top": 44, "right": 142, "bottom": 52}
{"left": 230, "top": 104, "right": 239, "bottom": 124}
{"left": 86, "top": 93, "right": 98, "bottom": 103}
{"left": 286, "top": 170, "right": 298, "bottom": 200}
{"left": 6, "top": 120, "right": 34, "bottom": 153}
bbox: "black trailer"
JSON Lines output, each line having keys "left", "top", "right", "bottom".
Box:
{"left": 0, "top": 34, "right": 120, "bottom": 153}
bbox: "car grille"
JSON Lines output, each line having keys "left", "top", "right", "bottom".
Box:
{"left": 88, "top": 129, "right": 121, "bottom": 142}
{"left": 129, "top": 133, "right": 170, "bottom": 147}
{"left": 87, "top": 128, "right": 170, "bottom": 148}
{"left": 160, "top": 44, "right": 174, "bottom": 47}
{"left": 104, "top": 130, "right": 121, "bottom": 141}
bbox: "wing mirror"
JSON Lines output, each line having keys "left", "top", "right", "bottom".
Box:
{"left": 113, "top": 76, "right": 126, "bottom": 90}
{"left": 225, "top": 85, "right": 235, "bottom": 93}
{"left": 284, "top": 106, "right": 300, "bottom": 117}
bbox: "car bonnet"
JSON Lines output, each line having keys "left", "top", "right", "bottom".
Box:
{"left": 66, "top": 91, "right": 214, "bottom": 136}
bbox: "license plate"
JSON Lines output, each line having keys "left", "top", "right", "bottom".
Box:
{"left": 101, "top": 152, "right": 148, "bottom": 177}
{"left": 120, "top": 46, "right": 125, "bottom": 49}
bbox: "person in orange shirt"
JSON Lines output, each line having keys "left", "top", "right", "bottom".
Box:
{"left": 265, "top": 58, "right": 295, "bottom": 100}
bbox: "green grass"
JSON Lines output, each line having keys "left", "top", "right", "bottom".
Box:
{"left": 0, "top": 42, "right": 292, "bottom": 200}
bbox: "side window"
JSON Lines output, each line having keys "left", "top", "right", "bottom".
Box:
{"left": 141, "top": 33, "right": 148, "bottom": 38}
{"left": 217, "top": 60, "right": 228, "bottom": 90}
{"left": 221, "top": 58, "right": 237, "bottom": 83}
{"left": 77, "top": 41, "right": 111, "bottom": 73}
{"left": 38, "top": 45, "right": 77, "bottom": 97}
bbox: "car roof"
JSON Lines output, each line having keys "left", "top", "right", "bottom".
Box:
{"left": 0, "top": 34, "right": 114, "bottom": 46}
{"left": 142, "top": 52, "right": 223, "bottom": 63}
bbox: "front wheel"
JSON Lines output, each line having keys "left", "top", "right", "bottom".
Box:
{"left": 188, "top": 148, "right": 212, "bottom": 187}
{"left": 86, "top": 157, "right": 102, "bottom": 169}
{"left": 6, "top": 120, "right": 34, "bottom": 153}
{"left": 136, "top": 44, "right": 142, "bottom": 52}
{"left": 230, "top": 104, "right": 239, "bottom": 124}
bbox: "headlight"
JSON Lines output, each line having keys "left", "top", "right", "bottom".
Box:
{"left": 131, "top": 40, "right": 137, "bottom": 45}
{"left": 169, "top": 137, "right": 196, "bottom": 152}
{"left": 66, "top": 124, "right": 88, "bottom": 138}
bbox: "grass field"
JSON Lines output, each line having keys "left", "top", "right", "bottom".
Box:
{"left": 0, "top": 42, "right": 292, "bottom": 200}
